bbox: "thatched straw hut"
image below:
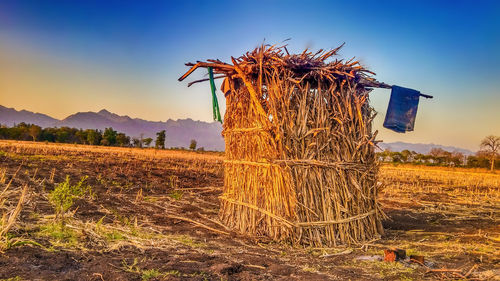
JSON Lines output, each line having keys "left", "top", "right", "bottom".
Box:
{"left": 179, "top": 43, "right": 386, "bottom": 247}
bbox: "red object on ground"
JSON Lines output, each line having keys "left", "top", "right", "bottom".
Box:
{"left": 384, "top": 250, "right": 396, "bottom": 262}
{"left": 384, "top": 248, "right": 406, "bottom": 262}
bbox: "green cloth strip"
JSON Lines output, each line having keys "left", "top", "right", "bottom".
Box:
{"left": 208, "top": 67, "right": 222, "bottom": 123}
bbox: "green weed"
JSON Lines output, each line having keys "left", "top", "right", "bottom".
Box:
{"left": 171, "top": 234, "right": 206, "bottom": 248}
{"left": 38, "top": 222, "right": 80, "bottom": 248}
{"left": 104, "top": 230, "right": 125, "bottom": 241}
{"left": 48, "top": 175, "right": 92, "bottom": 220}
{"left": 122, "top": 258, "right": 208, "bottom": 281}
{"left": 141, "top": 269, "right": 162, "bottom": 280}
{"left": 167, "top": 190, "right": 183, "bottom": 200}
{"left": 166, "top": 175, "right": 178, "bottom": 189}
{"left": 1, "top": 232, "right": 44, "bottom": 252}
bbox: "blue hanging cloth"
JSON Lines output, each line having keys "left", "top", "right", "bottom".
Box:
{"left": 383, "top": 85, "right": 420, "bottom": 133}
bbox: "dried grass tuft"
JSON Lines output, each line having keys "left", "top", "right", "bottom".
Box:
{"left": 0, "top": 166, "right": 28, "bottom": 251}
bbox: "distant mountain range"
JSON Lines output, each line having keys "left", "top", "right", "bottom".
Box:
{"left": 0, "top": 105, "right": 57, "bottom": 128}
{"left": 0, "top": 105, "right": 224, "bottom": 151}
{"left": 0, "top": 105, "right": 476, "bottom": 154}
{"left": 377, "top": 142, "right": 475, "bottom": 155}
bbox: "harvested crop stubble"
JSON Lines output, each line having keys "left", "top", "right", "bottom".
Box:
{"left": 179, "top": 43, "right": 385, "bottom": 247}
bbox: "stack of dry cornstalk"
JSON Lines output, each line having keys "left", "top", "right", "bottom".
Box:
{"left": 179, "top": 44, "right": 385, "bottom": 247}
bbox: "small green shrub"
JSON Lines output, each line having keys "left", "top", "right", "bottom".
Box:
{"left": 167, "top": 190, "right": 183, "bottom": 200}
{"left": 141, "top": 269, "right": 162, "bottom": 280}
{"left": 2, "top": 233, "right": 43, "bottom": 251}
{"left": 104, "top": 230, "right": 125, "bottom": 241}
{"left": 38, "top": 222, "right": 80, "bottom": 248}
{"left": 48, "top": 175, "right": 92, "bottom": 220}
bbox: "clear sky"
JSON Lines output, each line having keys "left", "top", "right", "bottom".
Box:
{"left": 0, "top": 0, "right": 498, "bottom": 151}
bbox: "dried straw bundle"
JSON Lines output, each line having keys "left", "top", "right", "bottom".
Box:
{"left": 179, "top": 44, "right": 385, "bottom": 246}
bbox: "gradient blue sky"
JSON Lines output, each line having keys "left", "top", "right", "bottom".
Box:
{"left": 0, "top": 0, "right": 499, "bottom": 150}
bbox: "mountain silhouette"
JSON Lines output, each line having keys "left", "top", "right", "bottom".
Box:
{"left": 377, "top": 141, "right": 474, "bottom": 155}
{"left": 0, "top": 105, "right": 57, "bottom": 128}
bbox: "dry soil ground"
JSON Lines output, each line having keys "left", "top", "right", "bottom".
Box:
{"left": 0, "top": 140, "right": 498, "bottom": 280}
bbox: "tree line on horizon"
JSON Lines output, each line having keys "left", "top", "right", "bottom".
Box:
{"left": 377, "top": 135, "right": 499, "bottom": 171}
{"left": 0, "top": 122, "right": 204, "bottom": 151}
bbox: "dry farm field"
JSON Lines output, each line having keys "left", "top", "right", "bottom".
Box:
{"left": 0, "top": 140, "right": 498, "bottom": 280}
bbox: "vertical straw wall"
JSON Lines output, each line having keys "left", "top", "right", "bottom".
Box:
{"left": 271, "top": 75, "right": 382, "bottom": 247}
{"left": 220, "top": 78, "right": 297, "bottom": 240}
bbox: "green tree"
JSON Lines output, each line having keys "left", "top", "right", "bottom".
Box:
{"left": 480, "top": 135, "right": 500, "bottom": 171}
{"left": 391, "top": 152, "right": 402, "bottom": 163}
{"left": 102, "top": 127, "right": 117, "bottom": 146}
{"left": 74, "top": 129, "right": 88, "bottom": 144}
{"left": 155, "top": 130, "right": 166, "bottom": 149}
{"left": 450, "top": 151, "right": 465, "bottom": 167}
{"left": 143, "top": 137, "right": 153, "bottom": 147}
{"left": 378, "top": 150, "right": 392, "bottom": 162}
{"left": 116, "top": 133, "right": 130, "bottom": 147}
{"left": 400, "top": 150, "right": 412, "bottom": 163}
{"left": 413, "top": 153, "right": 427, "bottom": 164}
{"left": 11, "top": 122, "right": 29, "bottom": 140}
{"left": 41, "top": 127, "right": 57, "bottom": 142}
{"left": 189, "top": 139, "right": 197, "bottom": 150}
{"left": 132, "top": 138, "right": 141, "bottom": 147}
{"left": 28, "top": 124, "right": 42, "bottom": 141}
{"left": 86, "top": 129, "right": 102, "bottom": 145}
{"left": 467, "top": 153, "right": 492, "bottom": 169}
{"left": 0, "top": 125, "right": 7, "bottom": 139}
{"left": 56, "top": 128, "right": 70, "bottom": 143}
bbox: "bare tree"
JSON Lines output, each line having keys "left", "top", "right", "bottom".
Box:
{"left": 480, "top": 135, "right": 500, "bottom": 171}
{"left": 139, "top": 133, "right": 144, "bottom": 148}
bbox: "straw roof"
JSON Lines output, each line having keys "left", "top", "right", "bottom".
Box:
{"left": 179, "top": 43, "right": 387, "bottom": 90}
